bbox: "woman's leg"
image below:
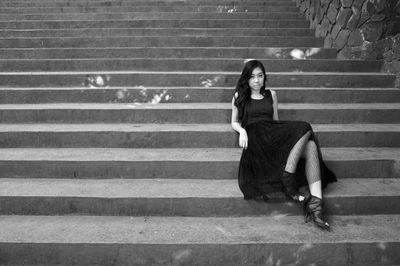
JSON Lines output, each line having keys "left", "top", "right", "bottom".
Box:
{"left": 284, "top": 130, "right": 311, "bottom": 173}
{"left": 303, "top": 140, "right": 322, "bottom": 198}
{"left": 281, "top": 130, "right": 311, "bottom": 202}
{"left": 303, "top": 140, "right": 329, "bottom": 229}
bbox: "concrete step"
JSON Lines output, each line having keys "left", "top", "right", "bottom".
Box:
{"left": 0, "top": 5, "right": 300, "bottom": 13}
{"left": 0, "top": 123, "right": 398, "bottom": 148}
{"left": 0, "top": 71, "right": 395, "bottom": 88}
{"left": 2, "top": 87, "right": 397, "bottom": 104}
{"left": 0, "top": 147, "right": 398, "bottom": 179}
{"left": 0, "top": 215, "right": 400, "bottom": 266}
{"left": 0, "top": 36, "right": 323, "bottom": 48}
{"left": 0, "top": 27, "right": 315, "bottom": 38}
{"left": 0, "top": 47, "right": 336, "bottom": 60}
{"left": 0, "top": 103, "right": 398, "bottom": 123}
{"left": 0, "top": 12, "right": 305, "bottom": 21}
{"left": 0, "top": 178, "right": 399, "bottom": 216}
{"left": 0, "top": 1, "right": 297, "bottom": 8}
{"left": 0, "top": 19, "right": 310, "bottom": 29}
{"left": 1, "top": 215, "right": 398, "bottom": 265}
{"left": 0, "top": 58, "right": 382, "bottom": 72}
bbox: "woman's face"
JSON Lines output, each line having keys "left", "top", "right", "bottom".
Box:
{"left": 248, "top": 67, "right": 264, "bottom": 92}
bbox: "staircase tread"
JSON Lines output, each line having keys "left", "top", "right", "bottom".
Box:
{"left": 0, "top": 102, "right": 399, "bottom": 109}
{"left": 0, "top": 214, "right": 399, "bottom": 244}
{"left": 0, "top": 123, "right": 399, "bottom": 132}
{"left": 0, "top": 58, "right": 382, "bottom": 63}
{"left": 0, "top": 86, "right": 396, "bottom": 91}
{"left": 0, "top": 178, "right": 399, "bottom": 198}
{"left": 0, "top": 147, "right": 398, "bottom": 161}
{"left": 0, "top": 71, "right": 393, "bottom": 75}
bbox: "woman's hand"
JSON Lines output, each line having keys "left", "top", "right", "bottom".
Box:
{"left": 239, "top": 129, "right": 248, "bottom": 149}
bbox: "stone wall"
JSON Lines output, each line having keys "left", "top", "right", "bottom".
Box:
{"left": 294, "top": 0, "right": 400, "bottom": 86}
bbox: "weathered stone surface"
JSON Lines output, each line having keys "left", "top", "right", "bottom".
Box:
{"left": 337, "top": 7, "right": 353, "bottom": 28}
{"left": 371, "top": 13, "right": 386, "bottom": 22}
{"left": 315, "top": 24, "right": 323, "bottom": 37}
{"left": 348, "top": 29, "right": 364, "bottom": 46}
{"left": 373, "top": 0, "right": 386, "bottom": 13}
{"left": 353, "top": 0, "right": 366, "bottom": 9}
{"left": 332, "top": 0, "right": 340, "bottom": 8}
{"left": 321, "top": 17, "right": 331, "bottom": 36}
{"left": 334, "top": 29, "right": 351, "bottom": 49}
{"left": 366, "top": 1, "right": 376, "bottom": 16}
{"left": 393, "top": 34, "right": 400, "bottom": 60}
{"left": 374, "top": 39, "right": 385, "bottom": 59}
{"left": 300, "top": 2, "right": 307, "bottom": 12}
{"left": 361, "top": 42, "right": 378, "bottom": 59}
{"left": 347, "top": 7, "right": 361, "bottom": 30}
{"left": 321, "top": 1, "right": 330, "bottom": 13}
{"left": 327, "top": 4, "right": 339, "bottom": 23}
{"left": 384, "top": 49, "right": 393, "bottom": 61}
{"left": 324, "top": 33, "right": 334, "bottom": 47}
{"left": 306, "top": 0, "right": 311, "bottom": 9}
{"left": 340, "top": 0, "right": 354, "bottom": 7}
{"left": 362, "top": 21, "right": 384, "bottom": 42}
{"left": 315, "top": 7, "right": 325, "bottom": 23}
{"left": 331, "top": 23, "right": 342, "bottom": 39}
{"left": 337, "top": 46, "right": 354, "bottom": 59}
{"left": 383, "top": 37, "right": 394, "bottom": 53}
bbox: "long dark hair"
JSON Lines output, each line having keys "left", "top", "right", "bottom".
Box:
{"left": 234, "top": 60, "right": 268, "bottom": 123}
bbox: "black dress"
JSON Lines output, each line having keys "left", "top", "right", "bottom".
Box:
{"left": 238, "top": 90, "right": 337, "bottom": 199}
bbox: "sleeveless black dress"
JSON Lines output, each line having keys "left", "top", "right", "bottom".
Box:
{"left": 238, "top": 90, "right": 337, "bottom": 199}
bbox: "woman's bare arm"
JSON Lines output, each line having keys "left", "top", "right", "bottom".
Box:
{"left": 231, "top": 94, "right": 248, "bottom": 149}
{"left": 271, "top": 89, "right": 279, "bottom": 121}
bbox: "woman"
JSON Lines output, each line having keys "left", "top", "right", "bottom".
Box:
{"left": 231, "top": 60, "right": 337, "bottom": 230}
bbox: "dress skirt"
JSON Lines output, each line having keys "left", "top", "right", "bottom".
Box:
{"left": 238, "top": 119, "right": 337, "bottom": 199}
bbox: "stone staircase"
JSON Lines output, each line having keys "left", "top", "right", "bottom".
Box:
{"left": 0, "top": 0, "right": 399, "bottom": 265}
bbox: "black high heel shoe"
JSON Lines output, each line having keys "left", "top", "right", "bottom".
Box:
{"left": 280, "top": 171, "right": 306, "bottom": 203}
{"left": 304, "top": 195, "right": 330, "bottom": 230}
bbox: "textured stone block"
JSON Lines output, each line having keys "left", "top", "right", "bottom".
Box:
{"left": 383, "top": 37, "right": 394, "bottom": 53}
{"left": 321, "top": 17, "right": 331, "bottom": 36}
{"left": 335, "top": 29, "right": 351, "bottom": 49}
{"left": 331, "top": 23, "right": 342, "bottom": 39}
{"left": 315, "top": 24, "right": 323, "bottom": 37}
{"left": 306, "top": 0, "right": 311, "bottom": 9}
{"left": 332, "top": 0, "right": 340, "bottom": 8}
{"left": 393, "top": 34, "right": 400, "bottom": 60}
{"left": 366, "top": 1, "right": 376, "bottom": 16}
{"left": 373, "top": 0, "right": 386, "bottom": 13}
{"left": 327, "top": 4, "right": 339, "bottom": 23}
{"left": 348, "top": 29, "right": 364, "bottom": 46}
{"left": 362, "top": 21, "right": 384, "bottom": 42}
{"left": 341, "top": 0, "right": 354, "bottom": 7}
{"left": 337, "top": 46, "right": 354, "bottom": 59}
{"left": 321, "top": 1, "right": 331, "bottom": 13}
{"left": 316, "top": 7, "right": 325, "bottom": 23}
{"left": 374, "top": 39, "right": 385, "bottom": 59}
{"left": 353, "top": 0, "right": 366, "bottom": 9}
{"left": 300, "top": 2, "right": 307, "bottom": 12}
{"left": 347, "top": 7, "right": 361, "bottom": 30}
{"left": 337, "top": 7, "right": 353, "bottom": 28}
{"left": 361, "top": 42, "right": 378, "bottom": 59}
{"left": 324, "top": 34, "right": 334, "bottom": 47}
{"left": 384, "top": 49, "right": 394, "bottom": 62}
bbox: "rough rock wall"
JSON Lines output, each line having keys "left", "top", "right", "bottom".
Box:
{"left": 294, "top": 0, "right": 400, "bottom": 86}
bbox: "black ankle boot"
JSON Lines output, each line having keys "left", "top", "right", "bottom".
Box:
{"left": 304, "top": 195, "right": 330, "bottom": 230}
{"left": 280, "top": 171, "right": 305, "bottom": 202}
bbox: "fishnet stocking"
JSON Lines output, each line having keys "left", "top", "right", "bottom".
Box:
{"left": 304, "top": 140, "right": 321, "bottom": 185}
{"left": 284, "top": 131, "right": 311, "bottom": 173}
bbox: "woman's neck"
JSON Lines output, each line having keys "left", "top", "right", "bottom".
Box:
{"left": 251, "top": 91, "right": 263, "bottom": 99}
